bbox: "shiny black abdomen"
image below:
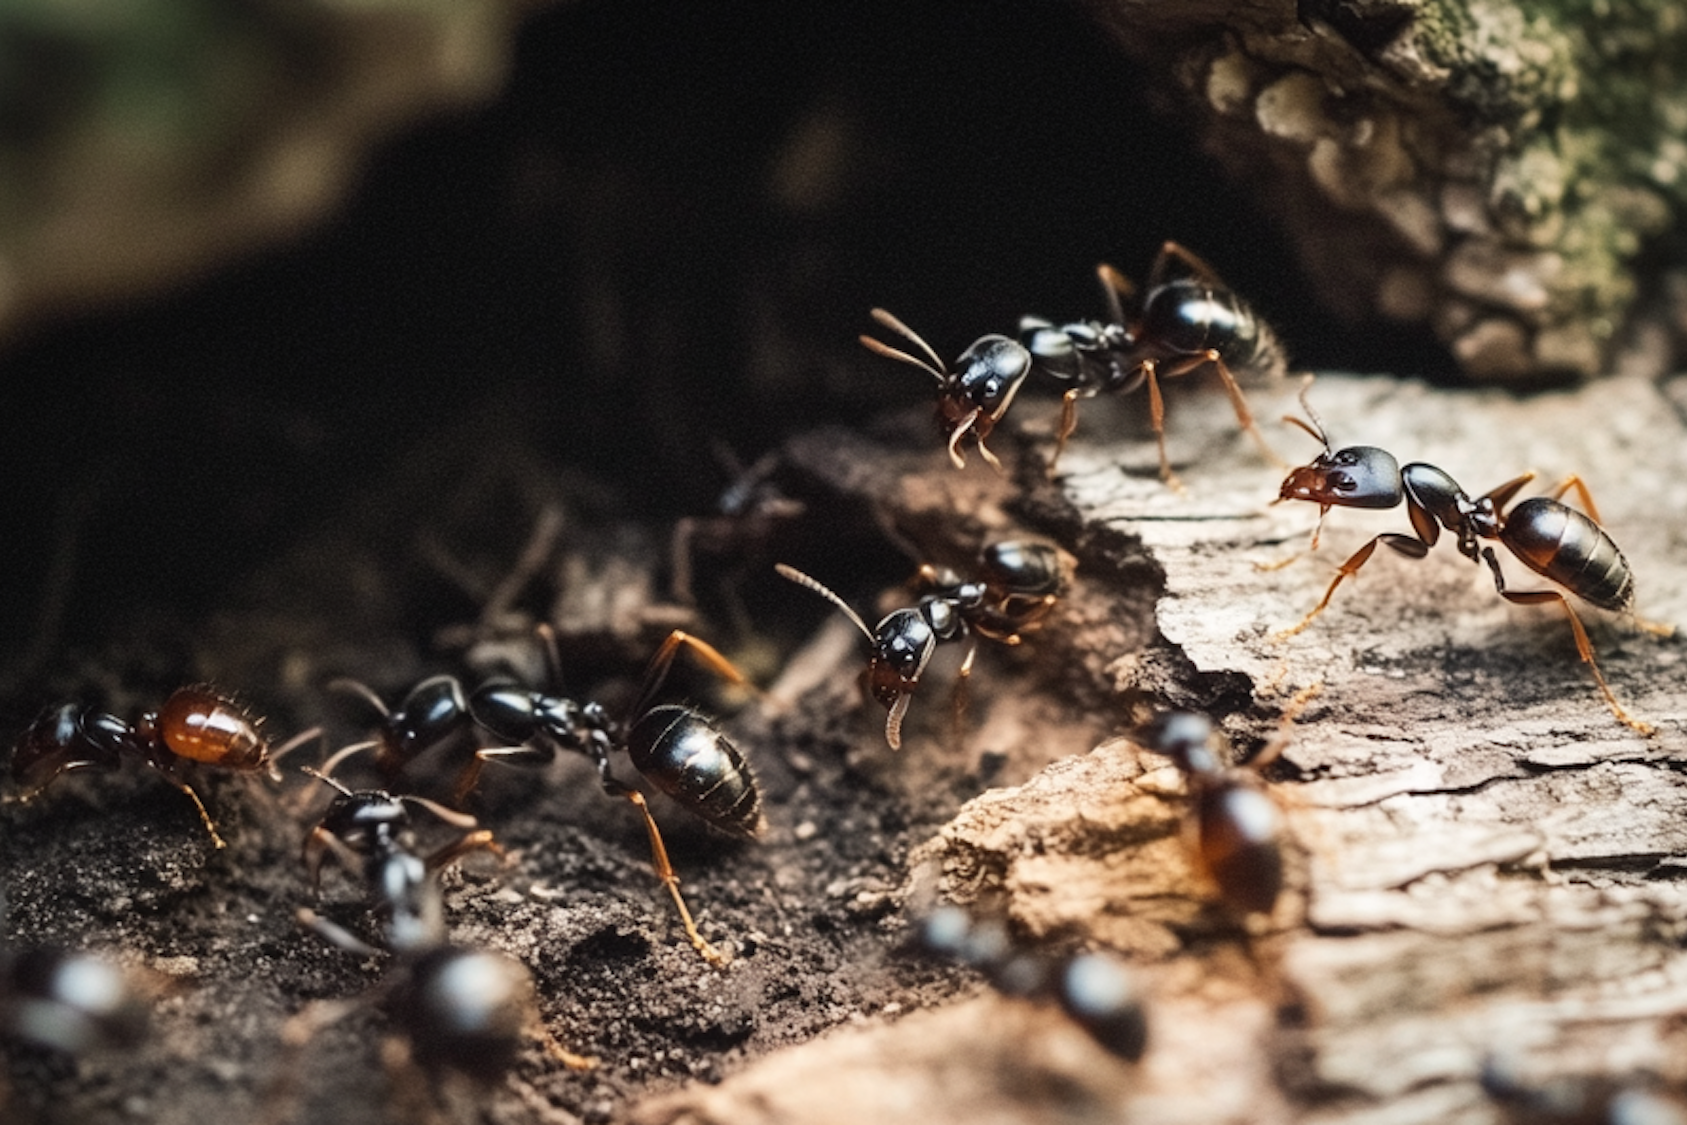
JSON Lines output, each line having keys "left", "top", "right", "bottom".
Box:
{"left": 624, "top": 705, "right": 764, "bottom": 838}
{"left": 1502, "top": 497, "right": 1634, "bottom": 612}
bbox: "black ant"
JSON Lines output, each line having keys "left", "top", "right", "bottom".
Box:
{"left": 1, "top": 890, "right": 147, "bottom": 1058}
{"left": 1481, "top": 1053, "right": 1687, "bottom": 1125}
{"left": 325, "top": 627, "right": 763, "bottom": 965}
{"left": 1271, "top": 383, "right": 1665, "bottom": 735}
{"left": 669, "top": 445, "right": 807, "bottom": 609}
{"left": 295, "top": 767, "right": 505, "bottom": 958}
{"left": 917, "top": 905, "right": 1147, "bottom": 1061}
{"left": 776, "top": 539, "right": 1069, "bottom": 750}
{"left": 859, "top": 308, "right": 1035, "bottom": 472}
{"left": 274, "top": 779, "right": 590, "bottom": 1117}
{"left": 1019, "top": 241, "right": 1288, "bottom": 486}
{"left": 1137, "top": 706, "right": 1305, "bottom": 918}
{"left": 9, "top": 686, "right": 319, "bottom": 849}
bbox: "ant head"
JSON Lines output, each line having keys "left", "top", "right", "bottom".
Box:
{"left": 1140, "top": 711, "right": 1222, "bottom": 776}
{"left": 1278, "top": 446, "right": 1403, "bottom": 510}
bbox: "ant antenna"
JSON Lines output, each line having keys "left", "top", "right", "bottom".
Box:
{"left": 300, "top": 764, "right": 355, "bottom": 799}
{"left": 860, "top": 308, "right": 948, "bottom": 386}
{"left": 775, "top": 564, "right": 876, "bottom": 642}
{"left": 1282, "top": 375, "right": 1328, "bottom": 447}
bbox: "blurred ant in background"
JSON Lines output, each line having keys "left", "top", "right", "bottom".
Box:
{"left": 1, "top": 889, "right": 148, "bottom": 1061}
{"left": 915, "top": 904, "right": 1146, "bottom": 1062}
{"left": 777, "top": 538, "right": 1070, "bottom": 749}
{"left": 1271, "top": 381, "right": 1665, "bottom": 734}
{"left": 326, "top": 626, "right": 763, "bottom": 965}
{"left": 1018, "top": 241, "right": 1289, "bottom": 486}
{"left": 1135, "top": 686, "right": 1320, "bottom": 918}
{"left": 10, "top": 686, "right": 318, "bottom": 848}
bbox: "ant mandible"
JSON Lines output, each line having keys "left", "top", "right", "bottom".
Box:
{"left": 776, "top": 539, "right": 1069, "bottom": 750}
{"left": 1271, "top": 383, "right": 1663, "bottom": 735}
{"left": 1020, "top": 241, "right": 1288, "bottom": 486}
{"left": 10, "top": 686, "right": 319, "bottom": 849}
{"left": 859, "top": 309, "right": 1035, "bottom": 472}
{"left": 325, "top": 627, "right": 763, "bottom": 965}
{"left": 1136, "top": 701, "right": 1312, "bottom": 918}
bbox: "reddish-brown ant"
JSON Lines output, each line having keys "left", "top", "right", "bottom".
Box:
{"left": 1271, "top": 383, "right": 1665, "bottom": 734}
{"left": 1019, "top": 241, "right": 1289, "bottom": 485}
{"left": 1137, "top": 707, "right": 1302, "bottom": 917}
{"left": 10, "top": 686, "right": 318, "bottom": 848}
{"left": 859, "top": 309, "right": 1035, "bottom": 472}
{"left": 325, "top": 628, "right": 762, "bottom": 965}
{"left": 776, "top": 539, "right": 1070, "bottom": 749}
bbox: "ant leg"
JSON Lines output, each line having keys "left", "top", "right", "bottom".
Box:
{"left": 1248, "top": 682, "right": 1324, "bottom": 771}
{"left": 526, "top": 1019, "right": 598, "bottom": 1072}
{"left": 613, "top": 783, "right": 728, "bottom": 966}
{"left": 1476, "top": 471, "right": 1537, "bottom": 514}
{"left": 1207, "top": 354, "right": 1286, "bottom": 470}
{"left": 1164, "top": 351, "right": 1284, "bottom": 471}
{"left": 949, "top": 641, "right": 978, "bottom": 747}
{"left": 296, "top": 907, "right": 383, "bottom": 957}
{"left": 446, "top": 744, "right": 552, "bottom": 808}
{"left": 634, "top": 630, "right": 757, "bottom": 715}
{"left": 1096, "top": 262, "right": 1137, "bottom": 325}
{"left": 422, "top": 829, "right": 505, "bottom": 871}
{"left": 1141, "top": 361, "right": 1186, "bottom": 491}
{"left": 1046, "top": 387, "right": 1093, "bottom": 479}
{"left": 148, "top": 766, "right": 227, "bottom": 849}
{"left": 1481, "top": 549, "right": 1653, "bottom": 735}
{"left": 303, "top": 824, "right": 368, "bottom": 891}
{"left": 1272, "top": 534, "right": 1428, "bottom": 641}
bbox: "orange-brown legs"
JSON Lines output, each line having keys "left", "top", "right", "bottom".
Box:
{"left": 1482, "top": 548, "right": 1654, "bottom": 735}
{"left": 615, "top": 785, "right": 728, "bottom": 966}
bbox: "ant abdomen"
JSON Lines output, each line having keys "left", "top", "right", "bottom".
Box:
{"left": 150, "top": 686, "right": 269, "bottom": 771}
{"left": 624, "top": 705, "right": 764, "bottom": 839}
{"left": 1193, "top": 783, "right": 1285, "bottom": 917}
{"left": 1502, "top": 498, "right": 1634, "bottom": 613}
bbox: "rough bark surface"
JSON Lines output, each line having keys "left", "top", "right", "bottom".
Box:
{"left": 636, "top": 369, "right": 1687, "bottom": 1125}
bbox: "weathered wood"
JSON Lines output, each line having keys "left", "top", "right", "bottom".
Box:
{"left": 636, "top": 369, "right": 1687, "bottom": 1124}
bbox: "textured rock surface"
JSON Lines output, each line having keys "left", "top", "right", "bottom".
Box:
{"left": 1083, "top": 0, "right": 1687, "bottom": 380}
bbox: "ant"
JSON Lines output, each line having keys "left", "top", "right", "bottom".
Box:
{"left": 275, "top": 779, "right": 589, "bottom": 1119}
{"left": 669, "top": 444, "right": 807, "bottom": 609}
{"left": 295, "top": 767, "right": 505, "bottom": 958}
{"left": 10, "top": 685, "right": 319, "bottom": 849}
{"left": 1481, "top": 1053, "right": 1687, "bottom": 1125}
{"left": 1136, "top": 687, "right": 1319, "bottom": 918}
{"left": 1019, "top": 241, "right": 1288, "bottom": 486}
{"left": 859, "top": 308, "right": 1035, "bottom": 472}
{"left": 917, "top": 905, "right": 1147, "bottom": 1061}
{"left": 325, "top": 627, "right": 763, "bottom": 965}
{"left": 1, "top": 890, "right": 147, "bottom": 1058}
{"left": 1271, "top": 382, "right": 1664, "bottom": 735}
{"left": 776, "top": 539, "right": 1069, "bottom": 750}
